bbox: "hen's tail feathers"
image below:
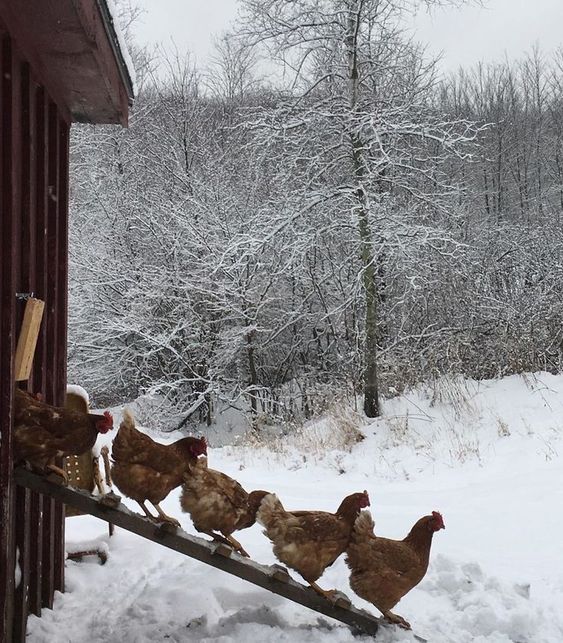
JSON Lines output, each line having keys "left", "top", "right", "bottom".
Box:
{"left": 255, "top": 493, "right": 285, "bottom": 527}
{"left": 346, "top": 510, "right": 375, "bottom": 570}
{"left": 111, "top": 409, "right": 136, "bottom": 461}
{"left": 121, "top": 409, "right": 136, "bottom": 431}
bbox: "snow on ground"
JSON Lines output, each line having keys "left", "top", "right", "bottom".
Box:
{"left": 27, "top": 372, "right": 563, "bottom": 642}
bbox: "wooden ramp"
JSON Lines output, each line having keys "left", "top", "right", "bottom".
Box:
{"left": 14, "top": 468, "right": 426, "bottom": 641}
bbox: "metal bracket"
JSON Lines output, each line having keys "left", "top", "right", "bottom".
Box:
{"left": 15, "top": 292, "right": 35, "bottom": 300}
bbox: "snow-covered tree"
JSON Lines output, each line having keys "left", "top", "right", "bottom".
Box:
{"left": 233, "top": 0, "right": 478, "bottom": 416}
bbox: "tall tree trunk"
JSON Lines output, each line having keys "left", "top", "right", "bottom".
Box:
{"left": 347, "top": 1, "right": 380, "bottom": 417}
{"left": 358, "top": 192, "right": 380, "bottom": 417}
{"left": 246, "top": 329, "right": 258, "bottom": 421}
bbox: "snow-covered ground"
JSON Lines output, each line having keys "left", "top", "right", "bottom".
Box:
{"left": 27, "top": 372, "right": 563, "bottom": 642}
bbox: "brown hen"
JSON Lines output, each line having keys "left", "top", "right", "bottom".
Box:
{"left": 346, "top": 510, "right": 445, "bottom": 629}
{"left": 111, "top": 410, "right": 207, "bottom": 526}
{"left": 257, "top": 491, "right": 370, "bottom": 599}
{"left": 180, "top": 457, "right": 269, "bottom": 556}
{"left": 13, "top": 388, "right": 113, "bottom": 482}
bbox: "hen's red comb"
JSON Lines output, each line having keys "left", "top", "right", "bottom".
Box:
{"left": 103, "top": 411, "right": 113, "bottom": 424}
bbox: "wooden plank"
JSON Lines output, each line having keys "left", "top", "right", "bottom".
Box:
{"left": 29, "top": 82, "right": 48, "bottom": 619}
{"left": 18, "top": 61, "right": 35, "bottom": 300}
{"left": 45, "top": 99, "right": 59, "bottom": 405}
{"left": 53, "top": 115, "right": 69, "bottom": 594}
{"left": 27, "top": 492, "right": 43, "bottom": 616}
{"left": 40, "top": 496, "right": 55, "bottom": 609}
{"left": 13, "top": 486, "right": 31, "bottom": 643}
{"left": 12, "top": 469, "right": 400, "bottom": 640}
{"left": 14, "top": 297, "right": 45, "bottom": 381}
{"left": 32, "top": 84, "right": 48, "bottom": 396}
{"left": 40, "top": 99, "right": 60, "bottom": 608}
{"left": 0, "top": 32, "right": 17, "bottom": 643}
{"left": 13, "top": 58, "right": 33, "bottom": 643}
{"left": 56, "top": 119, "right": 69, "bottom": 405}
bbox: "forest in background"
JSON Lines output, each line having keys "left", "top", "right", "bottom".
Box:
{"left": 67, "top": 0, "right": 563, "bottom": 430}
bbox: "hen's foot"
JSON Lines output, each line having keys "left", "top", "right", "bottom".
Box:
{"left": 45, "top": 464, "right": 68, "bottom": 485}
{"left": 309, "top": 582, "right": 338, "bottom": 601}
{"left": 202, "top": 530, "right": 233, "bottom": 550}
{"left": 156, "top": 515, "right": 180, "bottom": 528}
{"left": 151, "top": 503, "right": 181, "bottom": 528}
{"left": 98, "top": 491, "right": 121, "bottom": 508}
{"left": 226, "top": 535, "right": 250, "bottom": 558}
{"left": 383, "top": 611, "right": 411, "bottom": 630}
{"left": 148, "top": 511, "right": 180, "bottom": 527}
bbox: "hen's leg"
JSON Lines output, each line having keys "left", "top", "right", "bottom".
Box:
{"left": 45, "top": 463, "right": 69, "bottom": 485}
{"left": 100, "top": 446, "right": 112, "bottom": 487}
{"left": 225, "top": 534, "right": 250, "bottom": 558}
{"left": 308, "top": 582, "right": 337, "bottom": 601}
{"left": 137, "top": 501, "right": 157, "bottom": 520}
{"left": 150, "top": 502, "right": 181, "bottom": 527}
{"left": 92, "top": 457, "right": 104, "bottom": 494}
{"left": 383, "top": 611, "right": 411, "bottom": 630}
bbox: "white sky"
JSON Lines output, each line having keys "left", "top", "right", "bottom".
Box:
{"left": 133, "top": 0, "right": 562, "bottom": 72}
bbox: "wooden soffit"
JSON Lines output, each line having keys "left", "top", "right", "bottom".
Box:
{"left": 0, "top": 0, "right": 134, "bottom": 125}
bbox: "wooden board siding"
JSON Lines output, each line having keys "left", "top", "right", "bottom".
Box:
{"left": 0, "top": 31, "right": 18, "bottom": 643}
{"left": 0, "top": 25, "right": 70, "bottom": 643}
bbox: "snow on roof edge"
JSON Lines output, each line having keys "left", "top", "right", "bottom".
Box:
{"left": 100, "top": 0, "right": 138, "bottom": 98}
{"left": 66, "top": 384, "right": 90, "bottom": 406}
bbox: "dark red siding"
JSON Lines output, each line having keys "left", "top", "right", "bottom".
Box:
{"left": 0, "top": 25, "right": 70, "bottom": 643}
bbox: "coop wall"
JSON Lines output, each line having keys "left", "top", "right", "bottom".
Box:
{"left": 0, "top": 24, "right": 70, "bottom": 643}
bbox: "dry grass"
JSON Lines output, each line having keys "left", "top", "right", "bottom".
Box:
{"left": 237, "top": 402, "right": 365, "bottom": 459}
{"left": 428, "top": 374, "right": 480, "bottom": 418}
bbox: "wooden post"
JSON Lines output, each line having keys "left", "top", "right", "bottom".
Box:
{"left": 1, "top": 31, "right": 17, "bottom": 643}
{"left": 14, "top": 297, "right": 45, "bottom": 381}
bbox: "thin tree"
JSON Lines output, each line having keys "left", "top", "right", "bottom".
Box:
{"left": 235, "top": 0, "right": 477, "bottom": 416}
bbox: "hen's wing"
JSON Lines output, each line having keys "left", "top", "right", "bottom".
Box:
{"left": 206, "top": 469, "right": 248, "bottom": 507}
{"left": 284, "top": 511, "right": 350, "bottom": 543}
{"left": 181, "top": 466, "right": 249, "bottom": 534}
{"left": 14, "top": 389, "right": 78, "bottom": 439}
{"left": 13, "top": 424, "right": 66, "bottom": 464}
{"left": 357, "top": 538, "right": 419, "bottom": 573}
{"left": 111, "top": 414, "right": 181, "bottom": 474}
{"left": 347, "top": 536, "right": 425, "bottom": 612}
{"left": 112, "top": 462, "right": 180, "bottom": 505}
{"left": 287, "top": 512, "right": 351, "bottom": 563}
{"left": 261, "top": 504, "right": 351, "bottom": 582}
{"left": 13, "top": 389, "right": 101, "bottom": 463}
